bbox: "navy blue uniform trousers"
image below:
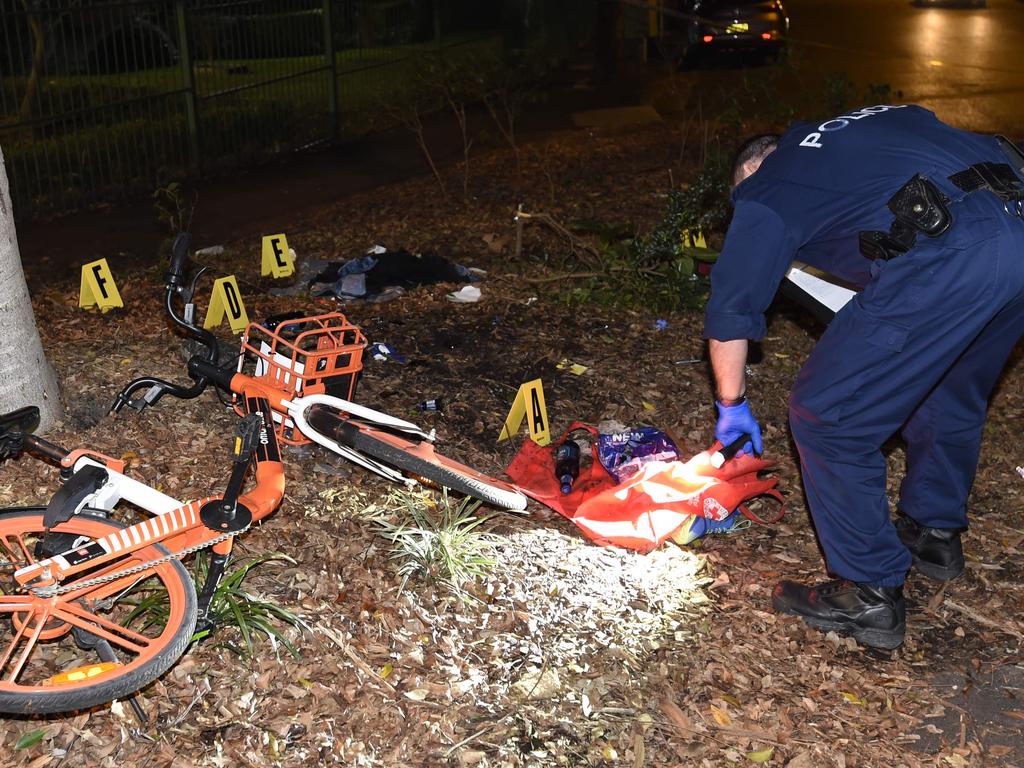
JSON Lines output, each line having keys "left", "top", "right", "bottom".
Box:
{"left": 789, "top": 190, "right": 1024, "bottom": 587}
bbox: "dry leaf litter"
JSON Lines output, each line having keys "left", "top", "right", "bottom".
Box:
{"left": 1, "top": 121, "right": 1022, "bottom": 767}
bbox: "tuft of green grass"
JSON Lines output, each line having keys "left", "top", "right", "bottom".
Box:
{"left": 122, "top": 552, "right": 308, "bottom": 659}
{"left": 370, "top": 489, "right": 497, "bottom": 597}
{"left": 192, "top": 552, "right": 308, "bottom": 658}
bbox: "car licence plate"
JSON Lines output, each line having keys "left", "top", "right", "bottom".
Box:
{"left": 726, "top": 22, "right": 749, "bottom": 34}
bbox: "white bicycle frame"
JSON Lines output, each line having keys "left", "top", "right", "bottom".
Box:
{"left": 71, "top": 457, "right": 184, "bottom": 516}
{"left": 280, "top": 393, "right": 436, "bottom": 488}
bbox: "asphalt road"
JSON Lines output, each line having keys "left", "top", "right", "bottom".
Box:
{"left": 783, "top": 0, "right": 1024, "bottom": 134}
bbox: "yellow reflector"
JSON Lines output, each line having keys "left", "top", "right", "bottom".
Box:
{"left": 45, "top": 662, "right": 119, "bottom": 686}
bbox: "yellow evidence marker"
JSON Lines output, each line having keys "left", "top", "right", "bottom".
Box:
{"left": 261, "top": 233, "right": 295, "bottom": 278}
{"left": 680, "top": 228, "right": 708, "bottom": 249}
{"left": 556, "top": 358, "right": 588, "bottom": 376}
{"left": 79, "top": 258, "right": 123, "bottom": 313}
{"left": 204, "top": 276, "right": 249, "bottom": 334}
{"left": 498, "top": 378, "right": 550, "bottom": 446}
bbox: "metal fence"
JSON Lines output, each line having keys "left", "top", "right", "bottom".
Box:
{"left": 0, "top": 0, "right": 594, "bottom": 220}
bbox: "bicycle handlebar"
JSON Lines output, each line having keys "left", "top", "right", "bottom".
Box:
{"left": 111, "top": 234, "right": 232, "bottom": 413}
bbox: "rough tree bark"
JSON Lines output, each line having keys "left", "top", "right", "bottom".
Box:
{"left": 0, "top": 146, "right": 62, "bottom": 432}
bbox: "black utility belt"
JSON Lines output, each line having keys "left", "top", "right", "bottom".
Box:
{"left": 859, "top": 138, "right": 1024, "bottom": 261}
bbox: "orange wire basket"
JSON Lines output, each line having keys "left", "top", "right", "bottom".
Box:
{"left": 235, "top": 312, "right": 367, "bottom": 445}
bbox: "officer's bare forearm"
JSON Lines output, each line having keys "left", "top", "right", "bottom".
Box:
{"left": 709, "top": 338, "right": 748, "bottom": 403}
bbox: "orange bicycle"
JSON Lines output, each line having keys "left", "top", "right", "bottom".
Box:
{"left": 0, "top": 400, "right": 283, "bottom": 715}
{"left": 0, "top": 235, "right": 524, "bottom": 716}
{"left": 112, "top": 234, "right": 527, "bottom": 512}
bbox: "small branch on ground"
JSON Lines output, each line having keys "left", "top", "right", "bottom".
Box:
{"left": 520, "top": 266, "right": 666, "bottom": 284}
{"left": 944, "top": 598, "right": 1024, "bottom": 641}
{"left": 513, "top": 205, "right": 603, "bottom": 268}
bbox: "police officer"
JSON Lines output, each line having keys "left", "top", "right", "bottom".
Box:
{"left": 706, "top": 104, "right": 1024, "bottom": 649}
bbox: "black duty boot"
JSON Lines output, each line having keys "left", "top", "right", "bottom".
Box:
{"left": 772, "top": 578, "right": 906, "bottom": 650}
{"left": 895, "top": 516, "right": 964, "bottom": 581}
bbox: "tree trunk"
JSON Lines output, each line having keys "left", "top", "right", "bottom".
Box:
{"left": 0, "top": 146, "right": 62, "bottom": 432}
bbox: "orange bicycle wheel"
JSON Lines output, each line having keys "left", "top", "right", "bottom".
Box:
{"left": 307, "top": 406, "right": 528, "bottom": 511}
{"left": 0, "top": 508, "right": 196, "bottom": 715}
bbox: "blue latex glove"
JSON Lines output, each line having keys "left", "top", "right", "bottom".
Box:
{"left": 714, "top": 399, "right": 763, "bottom": 457}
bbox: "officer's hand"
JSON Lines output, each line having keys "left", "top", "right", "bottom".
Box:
{"left": 714, "top": 398, "right": 763, "bottom": 457}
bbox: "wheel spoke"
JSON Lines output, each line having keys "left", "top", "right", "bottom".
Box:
{"left": 0, "top": 609, "right": 30, "bottom": 677}
{"left": 0, "top": 596, "right": 34, "bottom": 611}
{"left": 7, "top": 607, "right": 49, "bottom": 683}
{"left": 57, "top": 601, "right": 155, "bottom": 648}
{"left": 50, "top": 606, "right": 150, "bottom": 656}
{"left": 0, "top": 533, "right": 32, "bottom": 567}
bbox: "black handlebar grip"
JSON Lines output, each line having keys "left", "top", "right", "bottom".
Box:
{"left": 188, "top": 357, "right": 236, "bottom": 390}
{"left": 0, "top": 406, "right": 40, "bottom": 438}
{"left": 0, "top": 406, "right": 40, "bottom": 460}
{"left": 167, "top": 232, "right": 192, "bottom": 287}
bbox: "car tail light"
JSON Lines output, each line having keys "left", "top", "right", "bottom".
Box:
{"left": 761, "top": 32, "right": 772, "bottom": 40}
{"left": 702, "top": 34, "right": 714, "bottom": 43}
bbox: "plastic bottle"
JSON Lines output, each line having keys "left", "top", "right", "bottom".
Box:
{"left": 554, "top": 440, "right": 581, "bottom": 495}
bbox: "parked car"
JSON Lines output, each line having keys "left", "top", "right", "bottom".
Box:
{"left": 675, "top": 0, "right": 790, "bottom": 64}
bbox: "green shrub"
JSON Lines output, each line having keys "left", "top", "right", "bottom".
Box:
{"left": 537, "top": 159, "right": 729, "bottom": 312}
{"left": 638, "top": 162, "right": 730, "bottom": 269}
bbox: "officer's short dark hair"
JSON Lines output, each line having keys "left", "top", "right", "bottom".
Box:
{"left": 731, "top": 133, "right": 780, "bottom": 188}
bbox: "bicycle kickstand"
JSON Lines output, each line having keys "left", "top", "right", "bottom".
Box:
{"left": 194, "top": 551, "right": 229, "bottom": 638}
{"left": 71, "top": 627, "right": 149, "bottom": 726}
{"left": 195, "top": 414, "right": 262, "bottom": 637}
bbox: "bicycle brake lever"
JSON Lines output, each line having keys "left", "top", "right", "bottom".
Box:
{"left": 109, "top": 392, "right": 135, "bottom": 414}
{"left": 0, "top": 406, "right": 39, "bottom": 459}
{"left": 0, "top": 432, "right": 26, "bottom": 460}
{"left": 110, "top": 382, "right": 171, "bottom": 414}
{"left": 177, "top": 265, "right": 208, "bottom": 309}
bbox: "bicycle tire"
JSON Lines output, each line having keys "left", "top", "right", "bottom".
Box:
{"left": 307, "top": 407, "right": 528, "bottom": 511}
{"left": 0, "top": 508, "right": 197, "bottom": 715}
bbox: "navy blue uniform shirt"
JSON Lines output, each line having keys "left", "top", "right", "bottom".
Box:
{"left": 704, "top": 105, "right": 1004, "bottom": 341}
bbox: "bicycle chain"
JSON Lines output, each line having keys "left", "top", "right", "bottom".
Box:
{"left": 30, "top": 527, "right": 248, "bottom": 598}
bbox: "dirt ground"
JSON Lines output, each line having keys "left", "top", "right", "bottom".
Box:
{"left": 3, "top": 115, "right": 1024, "bottom": 768}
